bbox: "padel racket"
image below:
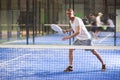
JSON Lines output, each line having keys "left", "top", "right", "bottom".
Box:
{"left": 50, "top": 24, "right": 63, "bottom": 33}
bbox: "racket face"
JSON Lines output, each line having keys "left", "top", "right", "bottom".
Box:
{"left": 51, "top": 24, "right": 63, "bottom": 33}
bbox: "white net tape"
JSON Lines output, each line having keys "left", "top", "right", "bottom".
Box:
{"left": 0, "top": 45, "right": 120, "bottom": 50}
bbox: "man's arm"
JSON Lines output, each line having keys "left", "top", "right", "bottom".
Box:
{"left": 62, "top": 25, "right": 80, "bottom": 40}
{"left": 63, "top": 28, "right": 73, "bottom": 33}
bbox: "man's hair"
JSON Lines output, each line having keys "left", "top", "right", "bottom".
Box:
{"left": 89, "top": 13, "right": 95, "bottom": 16}
{"left": 98, "top": 12, "right": 103, "bottom": 16}
{"left": 66, "top": 8, "right": 74, "bottom": 12}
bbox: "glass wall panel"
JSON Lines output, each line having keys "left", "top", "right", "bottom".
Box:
{"left": 0, "top": 0, "right": 119, "bottom": 45}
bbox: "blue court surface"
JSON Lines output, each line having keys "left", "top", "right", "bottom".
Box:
{"left": 0, "top": 32, "right": 120, "bottom": 80}
{"left": 0, "top": 47, "right": 120, "bottom": 80}
{"left": 2, "top": 32, "right": 120, "bottom": 46}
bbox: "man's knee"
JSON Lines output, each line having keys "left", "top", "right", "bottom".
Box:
{"left": 91, "top": 49, "right": 97, "bottom": 55}
{"left": 69, "top": 49, "right": 74, "bottom": 52}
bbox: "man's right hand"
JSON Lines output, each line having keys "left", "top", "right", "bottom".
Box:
{"left": 62, "top": 30, "right": 68, "bottom": 33}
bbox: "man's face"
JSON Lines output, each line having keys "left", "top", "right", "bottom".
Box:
{"left": 66, "top": 10, "right": 74, "bottom": 18}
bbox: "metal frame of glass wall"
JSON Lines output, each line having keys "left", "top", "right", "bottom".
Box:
{"left": 0, "top": 0, "right": 119, "bottom": 45}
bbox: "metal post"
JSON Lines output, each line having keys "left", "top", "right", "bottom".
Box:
{"left": 26, "top": 0, "right": 29, "bottom": 44}
{"left": 0, "top": 0, "right": 2, "bottom": 40}
{"left": 32, "top": 0, "right": 35, "bottom": 44}
{"left": 72, "top": 0, "right": 74, "bottom": 10}
{"left": 7, "top": 0, "right": 11, "bottom": 41}
{"left": 17, "top": 0, "right": 21, "bottom": 39}
{"left": 68, "top": 0, "right": 71, "bottom": 45}
{"left": 114, "top": 0, "right": 116, "bottom": 46}
{"left": 104, "top": 0, "right": 108, "bottom": 16}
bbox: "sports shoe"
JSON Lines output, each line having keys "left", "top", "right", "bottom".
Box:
{"left": 102, "top": 64, "right": 106, "bottom": 71}
{"left": 64, "top": 66, "right": 73, "bottom": 72}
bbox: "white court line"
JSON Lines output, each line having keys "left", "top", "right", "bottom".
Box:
{"left": 0, "top": 54, "right": 32, "bottom": 66}
{"left": 1, "top": 39, "right": 25, "bottom": 44}
{"left": 98, "top": 33, "right": 113, "bottom": 43}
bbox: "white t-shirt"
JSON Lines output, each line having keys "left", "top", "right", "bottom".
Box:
{"left": 96, "top": 16, "right": 103, "bottom": 27}
{"left": 107, "top": 19, "right": 115, "bottom": 27}
{"left": 70, "top": 17, "right": 91, "bottom": 40}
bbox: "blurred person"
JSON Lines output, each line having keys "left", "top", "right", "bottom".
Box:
{"left": 89, "top": 13, "right": 98, "bottom": 39}
{"left": 96, "top": 12, "right": 104, "bottom": 38}
{"left": 82, "top": 16, "right": 89, "bottom": 25}
{"left": 106, "top": 16, "right": 115, "bottom": 32}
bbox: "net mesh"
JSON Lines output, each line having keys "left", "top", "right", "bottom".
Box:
{"left": 0, "top": 45, "right": 120, "bottom": 80}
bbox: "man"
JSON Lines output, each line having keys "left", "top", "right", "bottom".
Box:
{"left": 62, "top": 8, "right": 106, "bottom": 72}
{"left": 96, "top": 12, "right": 104, "bottom": 38}
{"left": 107, "top": 16, "right": 115, "bottom": 32}
{"left": 89, "top": 13, "right": 98, "bottom": 39}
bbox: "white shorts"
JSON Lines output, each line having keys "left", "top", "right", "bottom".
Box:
{"left": 73, "top": 39, "right": 93, "bottom": 51}
{"left": 73, "top": 39, "right": 93, "bottom": 46}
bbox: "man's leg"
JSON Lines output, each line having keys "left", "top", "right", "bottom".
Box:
{"left": 64, "top": 49, "right": 74, "bottom": 72}
{"left": 91, "top": 49, "right": 106, "bottom": 71}
{"left": 69, "top": 49, "right": 74, "bottom": 66}
{"left": 93, "top": 32, "right": 98, "bottom": 39}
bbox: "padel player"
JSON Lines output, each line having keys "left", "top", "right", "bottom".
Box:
{"left": 62, "top": 8, "right": 106, "bottom": 72}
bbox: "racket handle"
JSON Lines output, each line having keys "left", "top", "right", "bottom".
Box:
{"left": 63, "top": 30, "right": 68, "bottom": 33}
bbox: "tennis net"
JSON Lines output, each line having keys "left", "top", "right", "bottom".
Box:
{"left": 0, "top": 44, "right": 120, "bottom": 49}
{"left": 0, "top": 45, "right": 120, "bottom": 80}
